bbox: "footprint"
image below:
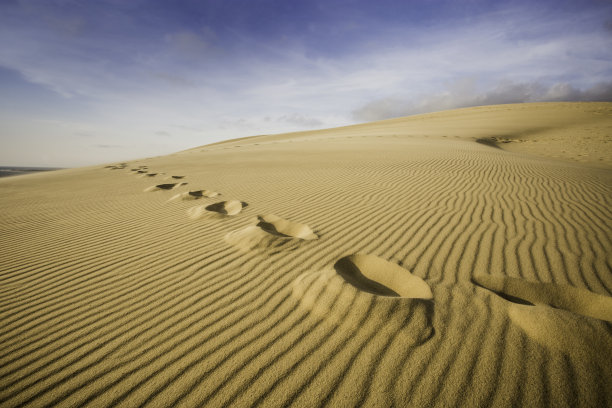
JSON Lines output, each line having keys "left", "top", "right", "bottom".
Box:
{"left": 255, "top": 214, "right": 318, "bottom": 240}
{"left": 144, "top": 173, "right": 158, "bottom": 177}
{"left": 224, "top": 214, "right": 317, "bottom": 252}
{"left": 205, "top": 200, "right": 248, "bottom": 216}
{"left": 189, "top": 189, "right": 219, "bottom": 198}
{"left": 472, "top": 274, "right": 612, "bottom": 322}
{"left": 168, "top": 190, "right": 220, "bottom": 202}
{"left": 334, "top": 254, "right": 433, "bottom": 299}
{"left": 291, "top": 265, "right": 434, "bottom": 344}
{"left": 507, "top": 304, "right": 612, "bottom": 355}
{"left": 171, "top": 175, "right": 185, "bottom": 179}
{"left": 144, "top": 182, "right": 188, "bottom": 192}
{"left": 105, "top": 163, "right": 127, "bottom": 170}
{"left": 187, "top": 200, "right": 246, "bottom": 218}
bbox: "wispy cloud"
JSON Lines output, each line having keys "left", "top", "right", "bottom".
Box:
{"left": 275, "top": 114, "right": 324, "bottom": 128}
{"left": 353, "top": 81, "right": 612, "bottom": 121}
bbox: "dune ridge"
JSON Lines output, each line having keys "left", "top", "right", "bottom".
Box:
{"left": 0, "top": 102, "right": 611, "bottom": 407}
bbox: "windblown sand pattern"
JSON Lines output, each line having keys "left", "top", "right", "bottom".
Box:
{"left": 1, "top": 102, "right": 611, "bottom": 407}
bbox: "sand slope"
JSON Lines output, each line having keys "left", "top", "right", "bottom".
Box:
{"left": 0, "top": 102, "right": 611, "bottom": 407}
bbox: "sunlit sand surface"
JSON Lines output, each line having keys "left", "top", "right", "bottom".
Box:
{"left": 1, "top": 102, "right": 611, "bottom": 407}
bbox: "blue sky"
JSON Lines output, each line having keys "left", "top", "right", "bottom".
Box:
{"left": 1, "top": 0, "right": 611, "bottom": 166}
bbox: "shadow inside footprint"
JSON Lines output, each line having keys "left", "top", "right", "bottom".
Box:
{"left": 334, "top": 257, "right": 400, "bottom": 296}
{"left": 156, "top": 183, "right": 181, "bottom": 190}
{"left": 256, "top": 220, "right": 291, "bottom": 238}
{"left": 256, "top": 215, "right": 318, "bottom": 240}
{"left": 105, "top": 164, "right": 127, "bottom": 169}
{"left": 508, "top": 303, "right": 612, "bottom": 355}
{"left": 188, "top": 190, "right": 219, "bottom": 198}
{"left": 169, "top": 190, "right": 220, "bottom": 202}
{"left": 205, "top": 200, "right": 248, "bottom": 216}
{"left": 334, "top": 254, "right": 433, "bottom": 299}
{"left": 291, "top": 267, "right": 435, "bottom": 346}
{"left": 224, "top": 214, "right": 317, "bottom": 252}
{"left": 145, "top": 182, "right": 187, "bottom": 192}
{"left": 473, "top": 274, "right": 612, "bottom": 322}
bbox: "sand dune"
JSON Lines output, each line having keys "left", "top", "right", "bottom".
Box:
{"left": 0, "top": 102, "right": 611, "bottom": 407}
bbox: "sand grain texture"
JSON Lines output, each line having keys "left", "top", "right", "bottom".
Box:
{"left": 0, "top": 102, "right": 611, "bottom": 407}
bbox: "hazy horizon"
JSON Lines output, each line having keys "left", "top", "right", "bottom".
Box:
{"left": 1, "top": 0, "right": 611, "bottom": 167}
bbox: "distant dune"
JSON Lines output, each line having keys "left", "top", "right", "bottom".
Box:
{"left": 0, "top": 102, "right": 610, "bottom": 407}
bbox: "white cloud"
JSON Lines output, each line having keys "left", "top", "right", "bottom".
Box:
{"left": 352, "top": 81, "right": 612, "bottom": 121}
{"left": 276, "top": 113, "right": 324, "bottom": 128}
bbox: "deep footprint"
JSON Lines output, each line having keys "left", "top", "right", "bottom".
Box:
{"left": 472, "top": 274, "right": 612, "bottom": 322}
{"left": 507, "top": 303, "right": 612, "bottom": 354}
{"left": 224, "top": 214, "right": 317, "bottom": 252}
{"left": 144, "top": 182, "right": 188, "bottom": 192}
{"left": 205, "top": 200, "right": 248, "bottom": 216}
{"left": 169, "top": 190, "right": 220, "bottom": 202}
{"left": 255, "top": 215, "right": 318, "bottom": 240}
{"left": 291, "top": 266, "right": 434, "bottom": 345}
{"left": 334, "top": 254, "right": 433, "bottom": 299}
{"left": 105, "top": 163, "right": 127, "bottom": 170}
{"left": 187, "top": 200, "right": 246, "bottom": 219}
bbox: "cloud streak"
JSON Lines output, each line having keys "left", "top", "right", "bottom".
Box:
{"left": 353, "top": 81, "right": 612, "bottom": 121}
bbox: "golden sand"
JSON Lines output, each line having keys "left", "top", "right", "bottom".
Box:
{"left": 0, "top": 102, "right": 611, "bottom": 407}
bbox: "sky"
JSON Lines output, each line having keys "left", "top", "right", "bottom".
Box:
{"left": 1, "top": 0, "right": 611, "bottom": 167}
